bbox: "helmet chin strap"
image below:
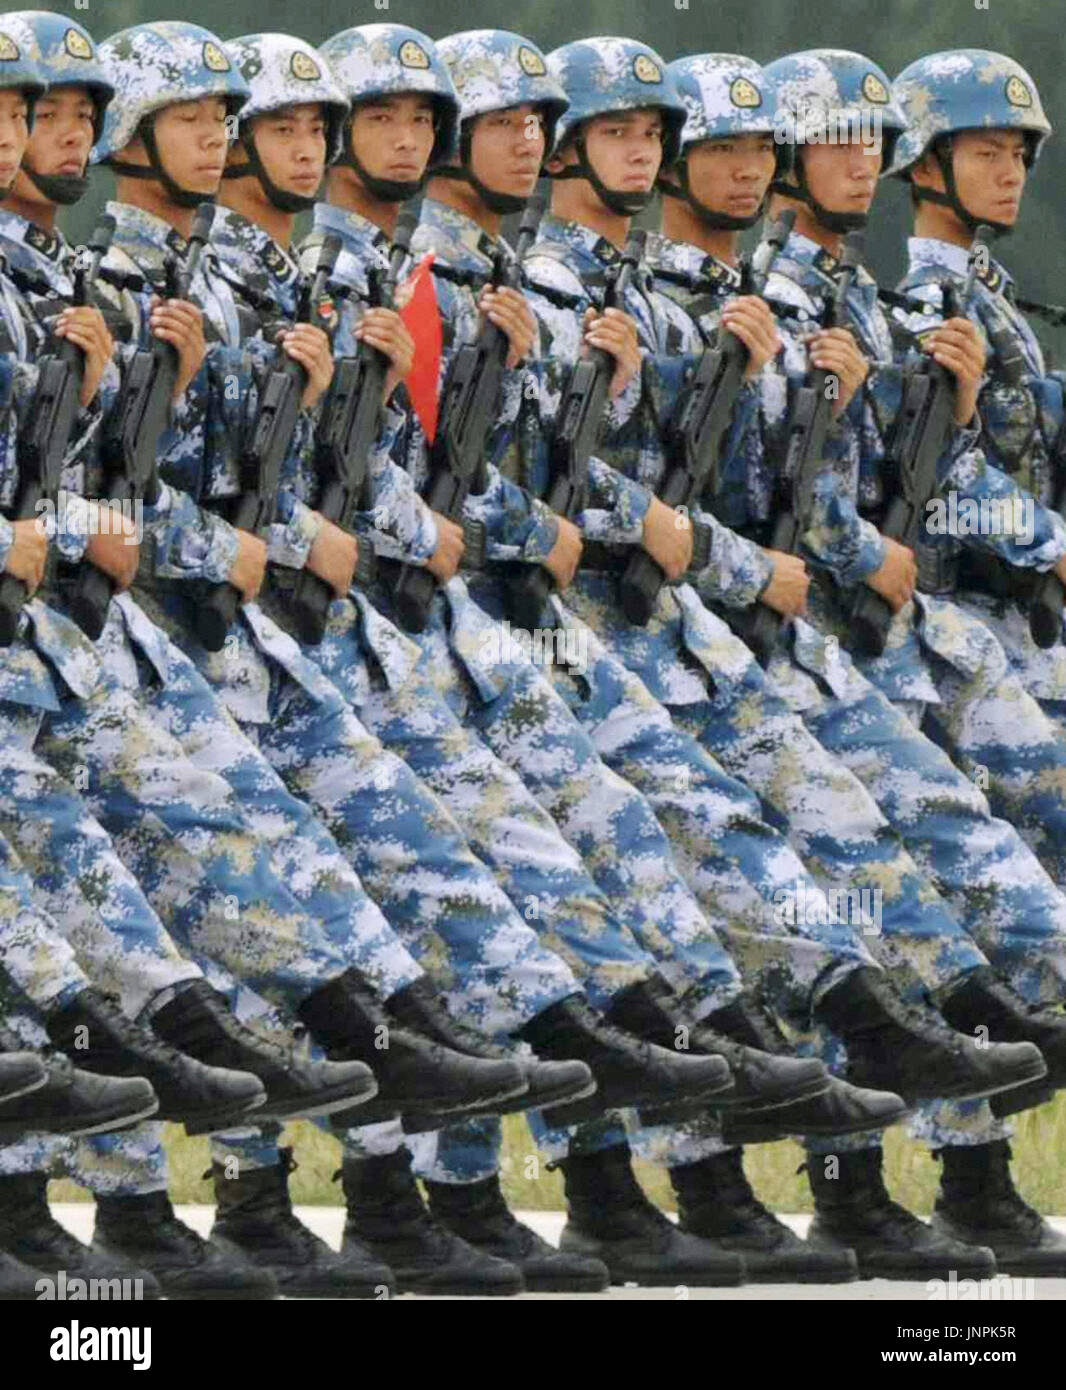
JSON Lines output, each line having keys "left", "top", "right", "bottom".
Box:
{"left": 911, "top": 139, "right": 1012, "bottom": 239}
{"left": 109, "top": 115, "right": 213, "bottom": 210}
{"left": 657, "top": 163, "right": 763, "bottom": 231}
{"left": 429, "top": 125, "right": 529, "bottom": 215}
{"left": 222, "top": 130, "right": 317, "bottom": 214}
{"left": 771, "top": 150, "right": 867, "bottom": 234}
{"left": 552, "top": 133, "right": 652, "bottom": 216}
{"left": 22, "top": 163, "right": 88, "bottom": 206}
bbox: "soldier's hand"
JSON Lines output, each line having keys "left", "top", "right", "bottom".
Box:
{"left": 307, "top": 516, "right": 358, "bottom": 598}
{"left": 807, "top": 327, "right": 868, "bottom": 416}
{"left": 543, "top": 515, "right": 583, "bottom": 593}
{"left": 759, "top": 550, "right": 810, "bottom": 618}
{"left": 926, "top": 317, "right": 985, "bottom": 426}
{"left": 281, "top": 324, "right": 334, "bottom": 410}
{"left": 55, "top": 306, "right": 114, "bottom": 407}
{"left": 865, "top": 536, "right": 917, "bottom": 612}
{"left": 582, "top": 306, "right": 641, "bottom": 397}
{"left": 642, "top": 496, "right": 693, "bottom": 580}
{"left": 84, "top": 505, "right": 139, "bottom": 591}
{"left": 150, "top": 297, "right": 206, "bottom": 401}
{"left": 355, "top": 307, "right": 414, "bottom": 403}
{"left": 479, "top": 286, "right": 536, "bottom": 369}
{"left": 425, "top": 512, "right": 464, "bottom": 583}
{"left": 5, "top": 517, "right": 47, "bottom": 594}
{"left": 227, "top": 528, "right": 268, "bottom": 604}
{"left": 721, "top": 296, "right": 781, "bottom": 379}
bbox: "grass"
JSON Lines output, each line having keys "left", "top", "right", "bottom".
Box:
{"left": 49, "top": 1092, "right": 1066, "bottom": 1214}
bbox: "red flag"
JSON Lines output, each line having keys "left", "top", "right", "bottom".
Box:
{"left": 397, "top": 252, "right": 442, "bottom": 444}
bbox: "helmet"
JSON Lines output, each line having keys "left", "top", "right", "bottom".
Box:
{"left": 4, "top": 12, "right": 111, "bottom": 205}
{"left": 94, "top": 21, "right": 249, "bottom": 208}
{"left": 547, "top": 37, "right": 685, "bottom": 216}
{"left": 889, "top": 51, "right": 1050, "bottom": 235}
{"left": 762, "top": 49, "right": 905, "bottom": 232}
{"left": 223, "top": 34, "right": 349, "bottom": 214}
{"left": 321, "top": 24, "right": 459, "bottom": 201}
{"left": 0, "top": 18, "right": 46, "bottom": 110}
{"left": 433, "top": 30, "right": 567, "bottom": 215}
{"left": 663, "top": 54, "right": 781, "bottom": 230}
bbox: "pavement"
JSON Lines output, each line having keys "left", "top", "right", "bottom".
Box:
{"left": 49, "top": 1204, "right": 1066, "bottom": 1300}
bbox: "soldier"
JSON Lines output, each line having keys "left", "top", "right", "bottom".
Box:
{"left": 755, "top": 45, "right": 1066, "bottom": 1275}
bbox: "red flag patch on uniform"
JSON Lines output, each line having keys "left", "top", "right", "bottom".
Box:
{"left": 397, "top": 253, "right": 442, "bottom": 444}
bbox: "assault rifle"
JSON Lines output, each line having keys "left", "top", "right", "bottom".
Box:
{"left": 391, "top": 198, "right": 544, "bottom": 634}
{"left": 849, "top": 224, "right": 991, "bottom": 657}
{"left": 194, "top": 232, "right": 342, "bottom": 651}
{"left": 287, "top": 210, "right": 417, "bottom": 645}
{"left": 618, "top": 211, "right": 795, "bottom": 626}
{"left": 0, "top": 214, "right": 115, "bottom": 645}
{"left": 67, "top": 201, "right": 216, "bottom": 640}
{"left": 730, "top": 229, "right": 865, "bottom": 665}
{"left": 505, "top": 226, "right": 645, "bottom": 630}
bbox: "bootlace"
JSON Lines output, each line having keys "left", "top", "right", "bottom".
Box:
{"left": 92, "top": 993, "right": 198, "bottom": 1070}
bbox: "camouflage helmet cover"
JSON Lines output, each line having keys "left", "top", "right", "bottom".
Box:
{"left": 547, "top": 36, "right": 686, "bottom": 165}
{"left": 320, "top": 24, "right": 459, "bottom": 166}
{"left": 93, "top": 21, "right": 249, "bottom": 163}
{"left": 763, "top": 48, "right": 905, "bottom": 154}
{"left": 226, "top": 34, "right": 349, "bottom": 164}
{"left": 889, "top": 49, "right": 1051, "bottom": 178}
{"left": 3, "top": 11, "right": 110, "bottom": 138}
{"left": 669, "top": 54, "right": 777, "bottom": 148}
{"left": 435, "top": 29, "right": 568, "bottom": 156}
{"left": 0, "top": 16, "right": 46, "bottom": 104}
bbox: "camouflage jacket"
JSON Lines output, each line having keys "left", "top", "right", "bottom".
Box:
{"left": 523, "top": 214, "right": 773, "bottom": 608}
{"left": 895, "top": 236, "right": 1066, "bottom": 574}
{"left": 405, "top": 198, "right": 559, "bottom": 566}
{"left": 297, "top": 201, "right": 438, "bottom": 567}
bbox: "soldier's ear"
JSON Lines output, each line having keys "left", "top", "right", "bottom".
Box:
{"left": 909, "top": 149, "right": 944, "bottom": 192}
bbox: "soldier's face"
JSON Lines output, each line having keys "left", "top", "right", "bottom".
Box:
{"left": 349, "top": 94, "right": 436, "bottom": 185}
{"left": 468, "top": 104, "right": 546, "bottom": 198}
{"left": 245, "top": 104, "right": 327, "bottom": 198}
{"left": 801, "top": 138, "right": 880, "bottom": 216}
{"left": 581, "top": 108, "right": 665, "bottom": 192}
{"left": 145, "top": 97, "right": 229, "bottom": 194}
{"left": 0, "top": 89, "right": 30, "bottom": 190}
{"left": 921, "top": 130, "right": 1028, "bottom": 228}
{"left": 682, "top": 133, "right": 776, "bottom": 218}
{"left": 23, "top": 86, "right": 95, "bottom": 173}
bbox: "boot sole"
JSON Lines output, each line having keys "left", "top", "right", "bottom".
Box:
{"left": 182, "top": 1091, "right": 268, "bottom": 1137}
{"left": 521, "top": 1272, "right": 610, "bottom": 1293}
{"left": 395, "top": 1278, "right": 524, "bottom": 1297}
{"left": 990, "top": 1079, "right": 1056, "bottom": 1120}
{"left": 555, "top": 1075, "right": 735, "bottom": 1128}
{"left": 855, "top": 1257, "right": 996, "bottom": 1281}
{"left": 722, "top": 1105, "right": 913, "bottom": 1146}
{"left": 0, "top": 1095, "right": 160, "bottom": 1141}
{"left": 605, "top": 1266, "right": 745, "bottom": 1288}
{"left": 249, "top": 1079, "right": 381, "bottom": 1128}
{"left": 393, "top": 1075, "right": 531, "bottom": 1124}
{"left": 0, "top": 1068, "right": 48, "bottom": 1106}
{"left": 886, "top": 1054, "right": 1048, "bottom": 1107}
{"left": 716, "top": 1073, "right": 833, "bottom": 1116}
{"left": 402, "top": 1075, "right": 599, "bottom": 1134}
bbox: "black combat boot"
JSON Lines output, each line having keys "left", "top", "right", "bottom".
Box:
{"left": 723, "top": 1074, "right": 909, "bottom": 1146}
{"left": 814, "top": 967, "right": 1045, "bottom": 1104}
{"left": 557, "top": 1143, "right": 746, "bottom": 1287}
{"left": 941, "top": 969, "right": 1066, "bottom": 1119}
{"left": 385, "top": 978, "right": 594, "bottom": 1131}
{"left": 0, "top": 1172, "right": 161, "bottom": 1298}
{"left": 806, "top": 1146, "right": 996, "bottom": 1280}
{"left": 151, "top": 980, "right": 376, "bottom": 1129}
{"left": 210, "top": 1149, "right": 395, "bottom": 1299}
{"left": 0, "top": 1053, "right": 158, "bottom": 1141}
{"left": 340, "top": 1150, "right": 524, "bottom": 1296}
{"left": 48, "top": 987, "right": 265, "bottom": 1135}
{"left": 932, "top": 1140, "right": 1066, "bottom": 1276}
{"left": 424, "top": 1173, "right": 609, "bottom": 1293}
{"left": 0, "top": 1052, "right": 46, "bottom": 1104}
{"left": 93, "top": 1190, "right": 278, "bottom": 1300}
{"left": 298, "top": 969, "right": 527, "bottom": 1122}
{"left": 0, "top": 1247, "right": 42, "bottom": 1300}
{"left": 606, "top": 979, "right": 828, "bottom": 1125}
{"left": 516, "top": 992, "right": 732, "bottom": 1126}
{"left": 670, "top": 1148, "right": 857, "bottom": 1283}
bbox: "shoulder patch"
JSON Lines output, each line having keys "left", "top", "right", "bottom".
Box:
{"left": 633, "top": 54, "right": 662, "bottom": 85}
{"left": 0, "top": 33, "right": 20, "bottom": 62}
{"left": 730, "top": 77, "right": 761, "bottom": 109}
{"left": 862, "top": 72, "right": 889, "bottom": 104}
{"left": 518, "top": 45, "right": 546, "bottom": 78}
{"left": 398, "top": 39, "right": 429, "bottom": 70}
{"left": 263, "top": 242, "right": 290, "bottom": 276}
{"left": 64, "top": 27, "right": 93, "bottom": 61}
{"left": 202, "top": 41, "right": 230, "bottom": 74}
{"left": 25, "top": 223, "right": 60, "bottom": 260}
{"left": 290, "top": 50, "right": 320, "bottom": 82}
{"left": 1005, "top": 75, "right": 1032, "bottom": 108}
